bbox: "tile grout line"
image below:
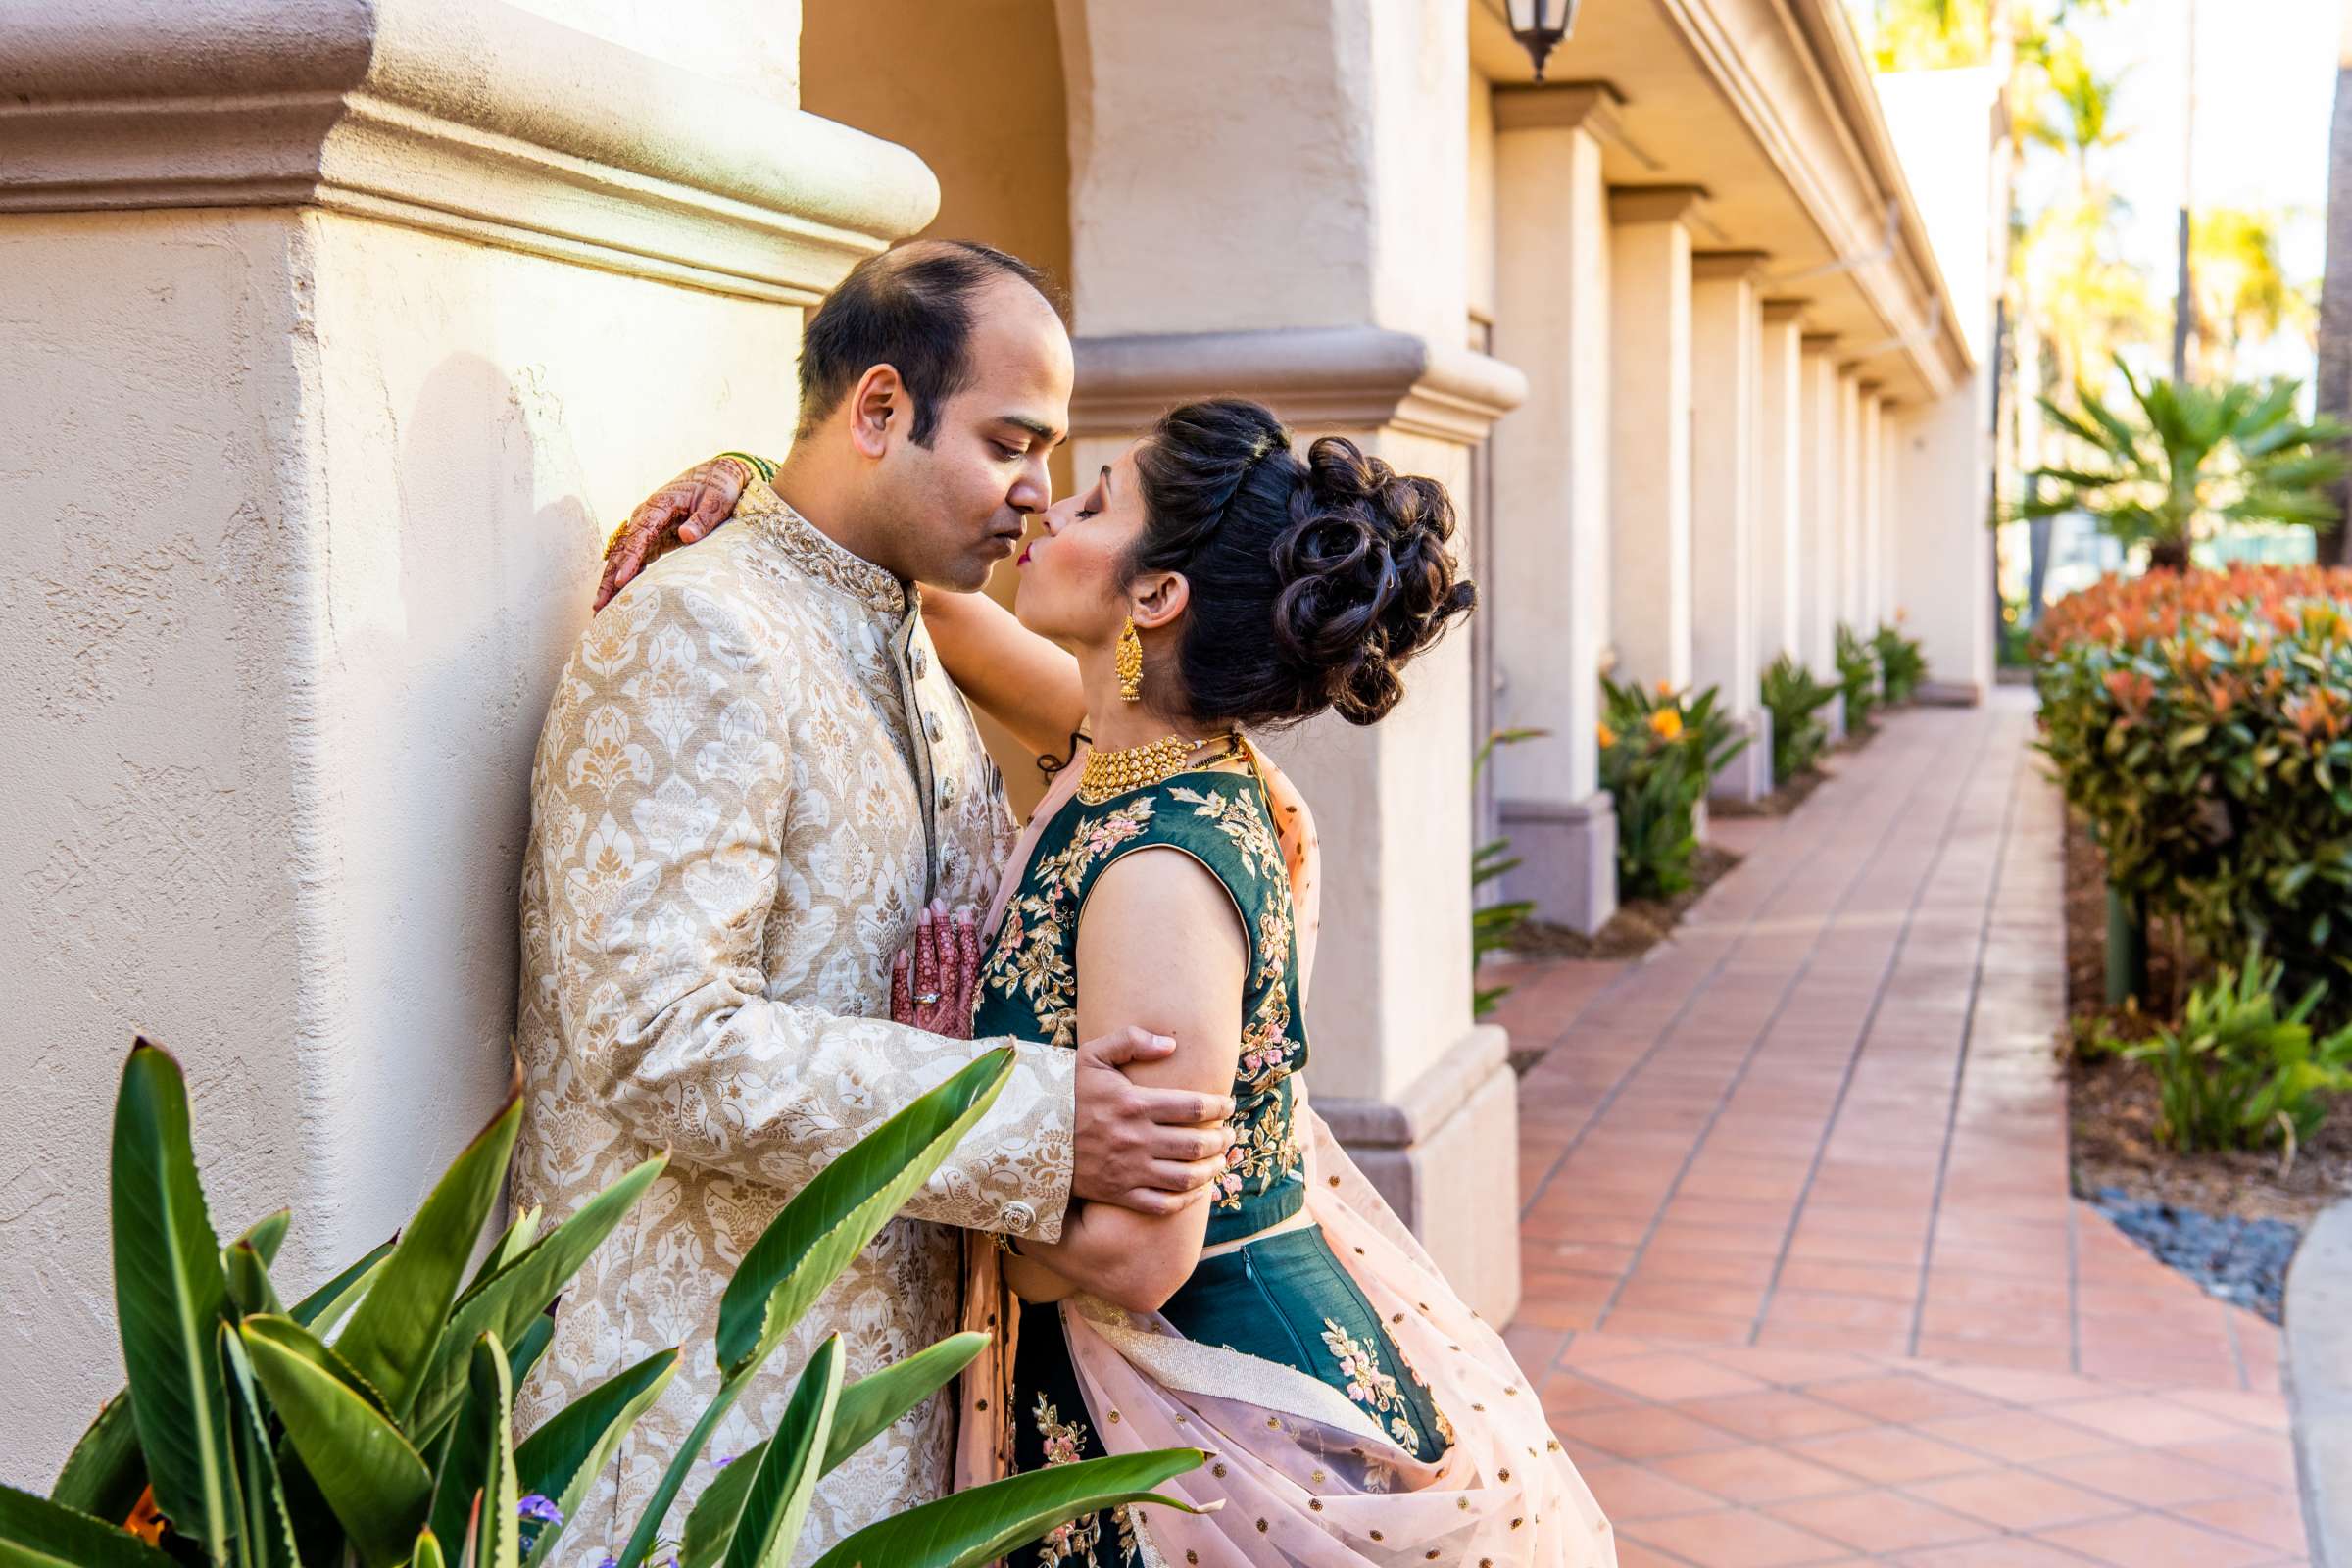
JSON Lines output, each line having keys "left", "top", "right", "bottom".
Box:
{"left": 1899, "top": 719, "right": 2033, "bottom": 1358}
{"left": 1514, "top": 738, "right": 1900, "bottom": 1222}
{"left": 1736, "top": 705, "right": 2012, "bottom": 1348}
{"left": 1587, "top": 710, "right": 1988, "bottom": 1334}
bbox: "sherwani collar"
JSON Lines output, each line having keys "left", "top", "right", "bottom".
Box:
{"left": 734, "top": 477, "right": 909, "bottom": 617}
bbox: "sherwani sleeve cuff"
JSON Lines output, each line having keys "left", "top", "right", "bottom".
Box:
{"left": 926, "top": 1034, "right": 1078, "bottom": 1245}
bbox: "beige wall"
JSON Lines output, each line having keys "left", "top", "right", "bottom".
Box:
{"left": 0, "top": 206, "right": 807, "bottom": 1481}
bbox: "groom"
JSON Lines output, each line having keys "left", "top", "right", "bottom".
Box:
{"left": 511, "top": 240, "right": 1235, "bottom": 1556}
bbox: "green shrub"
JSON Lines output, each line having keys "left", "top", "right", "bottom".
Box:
{"left": 1760, "top": 654, "right": 1838, "bottom": 780}
{"left": 11, "top": 1045, "right": 1201, "bottom": 1568}
{"left": 1873, "top": 621, "right": 1927, "bottom": 705}
{"left": 2034, "top": 565, "right": 2352, "bottom": 1005}
{"left": 2095, "top": 949, "right": 2352, "bottom": 1152}
{"left": 1598, "top": 677, "right": 1749, "bottom": 900}
{"left": 1834, "top": 623, "right": 1880, "bottom": 729}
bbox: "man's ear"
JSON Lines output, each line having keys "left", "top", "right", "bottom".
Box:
{"left": 1130, "top": 570, "right": 1190, "bottom": 632}
{"left": 848, "top": 365, "right": 908, "bottom": 460}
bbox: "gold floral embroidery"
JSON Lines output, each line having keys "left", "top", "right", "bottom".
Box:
{"left": 1032, "top": 1394, "right": 1104, "bottom": 1567}
{"left": 1166, "top": 784, "right": 1283, "bottom": 883}
{"left": 733, "top": 480, "right": 906, "bottom": 612}
{"left": 1215, "top": 1097, "right": 1302, "bottom": 1211}
{"left": 980, "top": 799, "right": 1157, "bottom": 1048}
{"left": 1320, "top": 1319, "right": 1426, "bottom": 1452}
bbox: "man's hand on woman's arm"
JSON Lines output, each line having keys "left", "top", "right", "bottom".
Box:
{"left": 891, "top": 896, "right": 1236, "bottom": 1220}
{"left": 594, "top": 452, "right": 766, "bottom": 611}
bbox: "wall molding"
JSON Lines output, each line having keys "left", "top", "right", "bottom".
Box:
{"left": 1071, "top": 326, "right": 1529, "bottom": 445}
{"left": 0, "top": 0, "right": 939, "bottom": 303}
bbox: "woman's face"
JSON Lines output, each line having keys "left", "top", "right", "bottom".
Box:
{"left": 1011, "top": 442, "right": 1152, "bottom": 650}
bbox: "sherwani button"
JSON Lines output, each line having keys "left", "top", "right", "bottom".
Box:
{"left": 924, "top": 711, "right": 944, "bottom": 743}
{"left": 1003, "top": 1200, "right": 1036, "bottom": 1234}
{"left": 912, "top": 647, "right": 930, "bottom": 679}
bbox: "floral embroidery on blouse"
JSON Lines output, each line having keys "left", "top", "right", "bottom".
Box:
{"left": 980, "top": 798, "right": 1157, "bottom": 1047}
{"left": 1166, "top": 784, "right": 1283, "bottom": 884}
{"left": 1031, "top": 1394, "right": 1105, "bottom": 1567}
{"left": 1321, "top": 1319, "right": 1426, "bottom": 1451}
{"left": 1216, "top": 1108, "right": 1303, "bottom": 1210}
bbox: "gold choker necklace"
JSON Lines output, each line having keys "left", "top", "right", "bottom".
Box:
{"left": 1077, "top": 731, "right": 1238, "bottom": 805}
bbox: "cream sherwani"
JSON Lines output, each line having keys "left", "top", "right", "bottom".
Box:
{"left": 511, "top": 479, "right": 1077, "bottom": 1561}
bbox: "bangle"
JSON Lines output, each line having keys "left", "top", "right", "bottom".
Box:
{"left": 715, "top": 450, "right": 776, "bottom": 482}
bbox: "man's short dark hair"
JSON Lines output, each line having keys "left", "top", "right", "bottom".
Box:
{"left": 796, "top": 239, "right": 1056, "bottom": 446}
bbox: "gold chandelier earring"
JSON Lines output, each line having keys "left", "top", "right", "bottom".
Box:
{"left": 1115, "top": 616, "right": 1144, "bottom": 703}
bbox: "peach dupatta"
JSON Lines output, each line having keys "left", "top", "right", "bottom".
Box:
{"left": 955, "top": 743, "right": 1616, "bottom": 1567}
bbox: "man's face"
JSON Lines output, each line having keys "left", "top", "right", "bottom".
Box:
{"left": 879, "top": 278, "right": 1073, "bottom": 592}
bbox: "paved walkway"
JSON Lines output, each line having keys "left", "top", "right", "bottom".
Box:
{"left": 1493, "top": 696, "right": 2311, "bottom": 1567}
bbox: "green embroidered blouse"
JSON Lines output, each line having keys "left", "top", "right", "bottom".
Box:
{"left": 969, "top": 767, "right": 1308, "bottom": 1246}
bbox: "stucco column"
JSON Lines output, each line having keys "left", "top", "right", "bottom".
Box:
{"left": 0, "top": 0, "right": 928, "bottom": 1476}
{"left": 1895, "top": 379, "right": 1996, "bottom": 702}
{"left": 1488, "top": 83, "right": 1617, "bottom": 935}
{"left": 1690, "top": 251, "right": 1770, "bottom": 800}
{"left": 1797, "top": 338, "right": 1847, "bottom": 737}
{"left": 1755, "top": 304, "right": 1805, "bottom": 671}
{"left": 1858, "top": 389, "right": 1886, "bottom": 631}
{"left": 1838, "top": 369, "right": 1866, "bottom": 636}
{"left": 1062, "top": 0, "right": 1528, "bottom": 1319}
{"left": 1607, "top": 186, "right": 1701, "bottom": 691}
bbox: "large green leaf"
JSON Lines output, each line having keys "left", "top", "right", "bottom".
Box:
{"left": 219, "top": 1326, "right": 299, "bottom": 1568}
{"left": 466, "top": 1207, "right": 542, "bottom": 1298}
{"left": 679, "top": 1332, "right": 986, "bottom": 1568}
{"left": 513, "top": 1347, "right": 678, "bottom": 1568}
{"left": 224, "top": 1240, "right": 285, "bottom": 1319}
{"left": 506, "top": 1313, "right": 556, "bottom": 1396}
{"left": 466, "top": 1337, "right": 520, "bottom": 1568}
{"left": 0, "top": 1484, "right": 175, "bottom": 1568}
{"left": 616, "top": 1373, "right": 750, "bottom": 1568}
{"left": 238, "top": 1318, "right": 432, "bottom": 1568}
{"left": 334, "top": 1074, "right": 522, "bottom": 1421}
{"left": 290, "top": 1237, "right": 396, "bottom": 1336}
{"left": 716, "top": 1051, "right": 1014, "bottom": 1377}
{"left": 425, "top": 1336, "right": 499, "bottom": 1554}
{"left": 240, "top": 1313, "right": 392, "bottom": 1417}
{"left": 232, "top": 1210, "right": 291, "bottom": 1270}
{"left": 109, "top": 1041, "right": 234, "bottom": 1563}
{"left": 721, "top": 1336, "right": 842, "bottom": 1568}
{"left": 411, "top": 1528, "right": 449, "bottom": 1568}
{"left": 48, "top": 1395, "right": 144, "bottom": 1526}
{"left": 807, "top": 1449, "right": 1207, "bottom": 1568}
{"left": 410, "top": 1154, "right": 665, "bottom": 1442}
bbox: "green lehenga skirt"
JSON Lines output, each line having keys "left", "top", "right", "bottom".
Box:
{"left": 1008, "top": 1225, "right": 1451, "bottom": 1567}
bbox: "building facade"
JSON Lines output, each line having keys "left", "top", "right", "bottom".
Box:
{"left": 0, "top": 0, "right": 2000, "bottom": 1478}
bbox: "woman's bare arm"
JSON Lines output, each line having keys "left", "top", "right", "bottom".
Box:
{"left": 921, "top": 588, "right": 1089, "bottom": 762}
{"left": 1010, "top": 847, "right": 1248, "bottom": 1312}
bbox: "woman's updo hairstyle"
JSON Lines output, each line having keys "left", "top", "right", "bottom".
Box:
{"left": 1128, "top": 397, "right": 1475, "bottom": 728}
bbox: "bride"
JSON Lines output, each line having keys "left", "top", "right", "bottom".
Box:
{"left": 611, "top": 399, "right": 1614, "bottom": 1567}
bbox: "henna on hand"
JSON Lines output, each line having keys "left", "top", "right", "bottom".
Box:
{"left": 593, "top": 454, "right": 756, "bottom": 612}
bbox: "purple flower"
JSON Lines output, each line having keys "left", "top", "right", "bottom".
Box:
{"left": 516, "top": 1494, "right": 564, "bottom": 1526}
{"left": 711, "top": 1452, "right": 738, "bottom": 1470}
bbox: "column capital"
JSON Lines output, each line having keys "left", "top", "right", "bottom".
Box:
{"left": 1493, "top": 80, "right": 1627, "bottom": 134}
{"left": 1761, "top": 299, "right": 1810, "bottom": 324}
{"left": 1692, "top": 249, "right": 1771, "bottom": 283}
{"left": 1609, "top": 184, "right": 1709, "bottom": 225}
{"left": 1069, "top": 326, "right": 1529, "bottom": 446}
{"left": 0, "top": 0, "right": 936, "bottom": 303}
{"left": 1801, "top": 331, "right": 1842, "bottom": 352}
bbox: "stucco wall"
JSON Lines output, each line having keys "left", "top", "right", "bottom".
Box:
{"left": 0, "top": 205, "right": 802, "bottom": 1482}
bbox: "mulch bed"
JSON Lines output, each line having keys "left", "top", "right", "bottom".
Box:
{"left": 2061, "top": 810, "right": 2352, "bottom": 1225}
{"left": 1506, "top": 844, "right": 1744, "bottom": 964}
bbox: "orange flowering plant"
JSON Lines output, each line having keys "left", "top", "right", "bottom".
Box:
{"left": 2034, "top": 564, "right": 2352, "bottom": 1004}
{"left": 1599, "top": 676, "right": 1750, "bottom": 898}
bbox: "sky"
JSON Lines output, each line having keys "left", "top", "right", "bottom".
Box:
{"left": 2063, "top": 0, "right": 2342, "bottom": 377}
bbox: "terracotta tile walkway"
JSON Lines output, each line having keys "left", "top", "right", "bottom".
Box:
{"left": 1491, "top": 695, "right": 2311, "bottom": 1566}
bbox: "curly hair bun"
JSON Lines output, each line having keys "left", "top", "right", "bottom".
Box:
{"left": 1268, "top": 437, "right": 1477, "bottom": 725}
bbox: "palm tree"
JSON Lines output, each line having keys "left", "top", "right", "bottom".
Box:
{"left": 2189, "top": 207, "right": 2312, "bottom": 381}
{"left": 2316, "top": 0, "right": 2352, "bottom": 564}
{"left": 1864, "top": 0, "right": 1994, "bottom": 69}
{"left": 2021, "top": 358, "right": 2349, "bottom": 570}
